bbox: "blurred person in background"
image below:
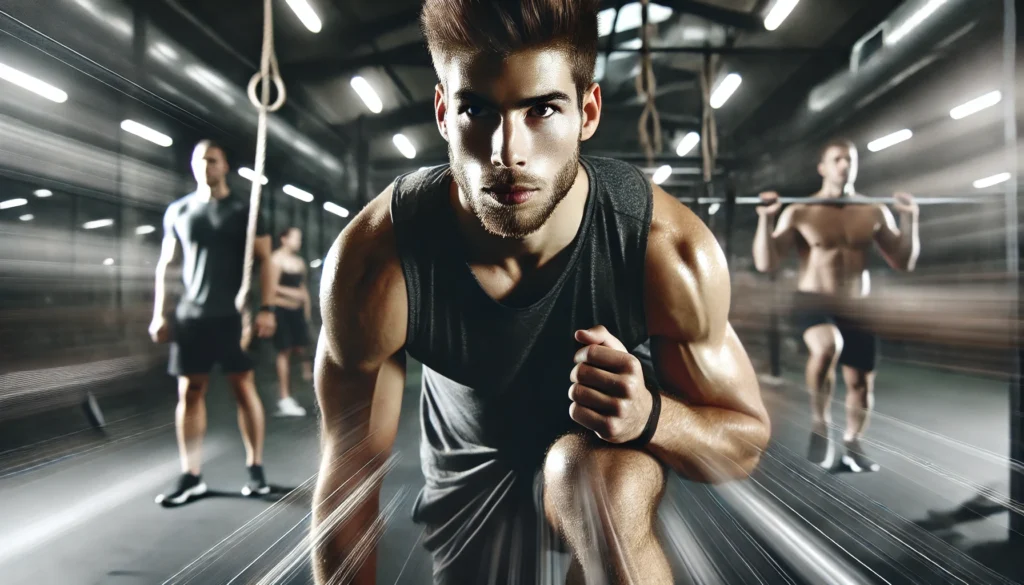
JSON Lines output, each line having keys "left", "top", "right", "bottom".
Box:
{"left": 149, "top": 139, "right": 278, "bottom": 506}
{"left": 752, "top": 138, "right": 920, "bottom": 473}
{"left": 271, "top": 227, "right": 313, "bottom": 417}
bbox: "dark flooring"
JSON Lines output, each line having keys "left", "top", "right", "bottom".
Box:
{"left": 0, "top": 352, "right": 1021, "bottom": 584}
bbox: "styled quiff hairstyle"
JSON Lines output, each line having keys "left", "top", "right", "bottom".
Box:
{"left": 420, "top": 0, "right": 601, "bottom": 106}
{"left": 819, "top": 138, "right": 856, "bottom": 162}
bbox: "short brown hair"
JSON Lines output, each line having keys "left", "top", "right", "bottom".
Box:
{"left": 420, "top": 0, "right": 600, "bottom": 105}
{"left": 193, "top": 139, "right": 229, "bottom": 164}
{"left": 819, "top": 138, "right": 856, "bottom": 162}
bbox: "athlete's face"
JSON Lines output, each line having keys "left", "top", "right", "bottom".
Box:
{"left": 191, "top": 145, "right": 229, "bottom": 188}
{"left": 818, "top": 145, "right": 858, "bottom": 189}
{"left": 435, "top": 46, "right": 601, "bottom": 239}
{"left": 282, "top": 228, "right": 302, "bottom": 252}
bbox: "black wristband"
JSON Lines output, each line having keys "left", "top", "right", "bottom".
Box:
{"left": 259, "top": 305, "right": 275, "bottom": 313}
{"left": 627, "top": 388, "right": 661, "bottom": 447}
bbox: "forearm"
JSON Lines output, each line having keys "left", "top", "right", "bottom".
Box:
{"left": 258, "top": 260, "right": 278, "bottom": 307}
{"left": 646, "top": 395, "right": 770, "bottom": 483}
{"left": 897, "top": 212, "right": 920, "bottom": 271}
{"left": 752, "top": 218, "right": 778, "bottom": 272}
{"left": 312, "top": 444, "right": 382, "bottom": 585}
{"left": 152, "top": 263, "right": 170, "bottom": 319}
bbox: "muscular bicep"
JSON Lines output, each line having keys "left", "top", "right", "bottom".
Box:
{"left": 770, "top": 205, "right": 800, "bottom": 255}
{"left": 647, "top": 186, "right": 768, "bottom": 423}
{"left": 873, "top": 204, "right": 903, "bottom": 263}
{"left": 316, "top": 187, "right": 408, "bottom": 453}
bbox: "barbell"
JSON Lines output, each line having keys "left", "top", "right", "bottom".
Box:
{"left": 677, "top": 195, "right": 1003, "bottom": 206}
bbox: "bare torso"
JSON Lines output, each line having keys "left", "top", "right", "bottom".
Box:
{"left": 790, "top": 199, "right": 885, "bottom": 298}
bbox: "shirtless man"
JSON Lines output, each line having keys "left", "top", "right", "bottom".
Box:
{"left": 270, "top": 227, "right": 313, "bottom": 417}
{"left": 311, "top": 1, "right": 770, "bottom": 583}
{"left": 752, "top": 138, "right": 920, "bottom": 472}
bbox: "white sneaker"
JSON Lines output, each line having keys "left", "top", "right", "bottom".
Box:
{"left": 277, "top": 396, "right": 307, "bottom": 417}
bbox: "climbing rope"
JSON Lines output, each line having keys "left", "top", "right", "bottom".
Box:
{"left": 237, "top": 0, "right": 287, "bottom": 317}
{"left": 635, "top": 0, "right": 662, "bottom": 168}
{"left": 699, "top": 55, "right": 719, "bottom": 183}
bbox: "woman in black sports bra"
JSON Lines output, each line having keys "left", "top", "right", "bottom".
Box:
{"left": 269, "top": 227, "right": 313, "bottom": 416}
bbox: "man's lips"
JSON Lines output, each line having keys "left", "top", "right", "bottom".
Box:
{"left": 484, "top": 185, "right": 537, "bottom": 205}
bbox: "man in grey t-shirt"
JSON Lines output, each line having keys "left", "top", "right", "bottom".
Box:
{"left": 148, "top": 139, "right": 280, "bottom": 506}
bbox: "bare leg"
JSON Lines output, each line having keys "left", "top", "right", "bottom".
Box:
{"left": 802, "top": 324, "right": 844, "bottom": 434}
{"left": 227, "top": 371, "right": 265, "bottom": 466}
{"left": 176, "top": 375, "right": 209, "bottom": 475}
{"left": 276, "top": 349, "right": 292, "bottom": 400}
{"left": 842, "top": 367, "right": 875, "bottom": 442}
{"left": 543, "top": 433, "right": 671, "bottom": 585}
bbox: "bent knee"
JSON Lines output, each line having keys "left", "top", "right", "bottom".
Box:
{"left": 177, "top": 377, "right": 208, "bottom": 401}
{"left": 542, "top": 433, "right": 665, "bottom": 532}
{"left": 804, "top": 324, "right": 843, "bottom": 362}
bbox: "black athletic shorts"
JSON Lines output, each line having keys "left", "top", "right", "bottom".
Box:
{"left": 792, "top": 292, "right": 878, "bottom": 372}
{"left": 273, "top": 307, "right": 310, "bottom": 351}
{"left": 168, "top": 315, "right": 253, "bottom": 376}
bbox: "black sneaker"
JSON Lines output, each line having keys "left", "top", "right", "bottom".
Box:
{"left": 842, "top": 440, "right": 880, "bottom": 473}
{"left": 241, "top": 464, "right": 271, "bottom": 497}
{"left": 155, "top": 473, "right": 207, "bottom": 507}
{"left": 807, "top": 429, "right": 836, "bottom": 469}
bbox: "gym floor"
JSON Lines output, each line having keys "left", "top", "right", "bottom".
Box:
{"left": 0, "top": 352, "right": 1019, "bottom": 585}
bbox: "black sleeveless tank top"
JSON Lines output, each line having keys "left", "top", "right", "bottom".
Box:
{"left": 391, "top": 156, "right": 653, "bottom": 564}
{"left": 278, "top": 270, "right": 303, "bottom": 288}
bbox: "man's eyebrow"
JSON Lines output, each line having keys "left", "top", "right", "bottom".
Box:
{"left": 453, "top": 90, "right": 572, "bottom": 109}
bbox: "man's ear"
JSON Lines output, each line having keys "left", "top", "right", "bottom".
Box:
{"left": 435, "top": 83, "right": 449, "bottom": 142}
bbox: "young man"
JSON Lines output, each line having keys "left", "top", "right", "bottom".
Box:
{"left": 312, "top": 1, "right": 770, "bottom": 583}
{"left": 270, "top": 227, "right": 313, "bottom": 417}
{"left": 752, "top": 139, "right": 920, "bottom": 472}
{"left": 149, "top": 139, "right": 278, "bottom": 506}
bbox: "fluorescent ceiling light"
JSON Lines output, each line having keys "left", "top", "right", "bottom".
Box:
{"left": 120, "top": 120, "right": 173, "bottom": 147}
{"left": 283, "top": 184, "right": 314, "bottom": 202}
{"left": 0, "top": 62, "right": 68, "bottom": 103}
{"left": 34, "top": 189, "right": 52, "bottom": 198}
{"left": 238, "top": 167, "right": 269, "bottom": 185}
{"left": 350, "top": 76, "right": 383, "bottom": 114}
{"left": 887, "top": 0, "right": 947, "bottom": 45}
{"left": 285, "top": 0, "right": 322, "bottom": 33}
{"left": 764, "top": 0, "right": 799, "bottom": 31}
{"left": 598, "top": 3, "right": 674, "bottom": 37}
{"left": 149, "top": 42, "right": 179, "bottom": 62}
{"left": 103, "top": 258, "right": 115, "bottom": 266}
{"left": 708, "top": 203, "right": 721, "bottom": 215}
{"left": 19, "top": 214, "right": 34, "bottom": 221}
{"left": 867, "top": 129, "right": 912, "bottom": 152}
{"left": 393, "top": 134, "right": 417, "bottom": 159}
{"left": 710, "top": 73, "right": 742, "bottom": 109}
{"left": 310, "top": 258, "right": 323, "bottom": 268}
{"left": 950, "top": 90, "right": 1002, "bottom": 120}
{"left": 0, "top": 198, "right": 28, "bottom": 210}
{"left": 83, "top": 218, "right": 114, "bottom": 229}
{"left": 973, "top": 172, "right": 1010, "bottom": 189}
{"left": 323, "top": 201, "right": 350, "bottom": 218}
{"left": 135, "top": 225, "right": 156, "bottom": 235}
{"left": 676, "top": 131, "right": 700, "bottom": 157}
{"left": 652, "top": 165, "right": 672, "bottom": 185}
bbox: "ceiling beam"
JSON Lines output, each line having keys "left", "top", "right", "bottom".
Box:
{"left": 331, "top": 7, "right": 422, "bottom": 54}
{"left": 287, "top": 41, "right": 431, "bottom": 83}
{"left": 655, "top": 0, "right": 762, "bottom": 30}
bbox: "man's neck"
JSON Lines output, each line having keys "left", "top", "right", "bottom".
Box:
{"left": 816, "top": 181, "right": 851, "bottom": 198}
{"left": 196, "top": 183, "right": 230, "bottom": 201}
{"left": 451, "top": 164, "right": 589, "bottom": 269}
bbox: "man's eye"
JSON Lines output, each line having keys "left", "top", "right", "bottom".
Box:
{"left": 462, "top": 105, "right": 486, "bottom": 117}
{"left": 530, "top": 105, "right": 556, "bottom": 118}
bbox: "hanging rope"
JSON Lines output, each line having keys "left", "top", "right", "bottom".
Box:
{"left": 699, "top": 55, "right": 719, "bottom": 184}
{"left": 635, "top": 0, "right": 662, "bottom": 168}
{"left": 237, "top": 0, "right": 287, "bottom": 319}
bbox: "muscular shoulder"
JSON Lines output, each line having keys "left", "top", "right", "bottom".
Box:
{"left": 321, "top": 184, "right": 407, "bottom": 368}
{"left": 645, "top": 184, "right": 730, "bottom": 343}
